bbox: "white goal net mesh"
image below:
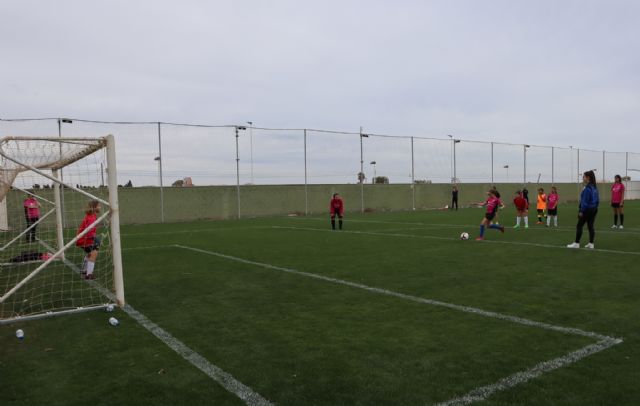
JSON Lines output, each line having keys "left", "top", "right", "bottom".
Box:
{"left": 0, "top": 137, "right": 118, "bottom": 322}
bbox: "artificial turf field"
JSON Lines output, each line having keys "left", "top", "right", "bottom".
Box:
{"left": 1, "top": 201, "right": 639, "bottom": 405}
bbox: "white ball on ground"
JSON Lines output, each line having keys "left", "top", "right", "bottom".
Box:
{"left": 16, "top": 329, "right": 24, "bottom": 340}
{"left": 108, "top": 317, "right": 119, "bottom": 326}
{"left": 460, "top": 232, "right": 470, "bottom": 240}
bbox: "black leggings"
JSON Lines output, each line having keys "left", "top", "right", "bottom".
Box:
{"left": 575, "top": 209, "right": 597, "bottom": 244}
{"left": 25, "top": 217, "right": 38, "bottom": 242}
{"left": 451, "top": 197, "right": 458, "bottom": 210}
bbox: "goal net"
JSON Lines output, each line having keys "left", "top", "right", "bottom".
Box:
{"left": 0, "top": 135, "right": 124, "bottom": 323}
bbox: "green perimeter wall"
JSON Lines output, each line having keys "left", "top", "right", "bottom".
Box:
{"left": 5, "top": 182, "right": 612, "bottom": 227}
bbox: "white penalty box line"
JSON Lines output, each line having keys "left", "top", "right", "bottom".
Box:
{"left": 154, "top": 243, "right": 623, "bottom": 405}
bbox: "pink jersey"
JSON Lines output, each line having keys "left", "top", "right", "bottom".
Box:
{"left": 547, "top": 193, "right": 559, "bottom": 210}
{"left": 486, "top": 196, "right": 502, "bottom": 214}
{"left": 611, "top": 183, "right": 625, "bottom": 204}
{"left": 23, "top": 197, "right": 40, "bottom": 219}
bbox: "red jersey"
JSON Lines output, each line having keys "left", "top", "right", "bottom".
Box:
{"left": 513, "top": 195, "right": 528, "bottom": 211}
{"left": 611, "top": 183, "right": 625, "bottom": 204}
{"left": 330, "top": 198, "right": 344, "bottom": 215}
{"left": 23, "top": 197, "right": 40, "bottom": 219}
{"left": 76, "top": 213, "right": 98, "bottom": 247}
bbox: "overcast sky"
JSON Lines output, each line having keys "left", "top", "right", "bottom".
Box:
{"left": 1, "top": 1, "right": 639, "bottom": 185}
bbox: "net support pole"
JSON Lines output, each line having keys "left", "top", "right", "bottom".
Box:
{"left": 411, "top": 136, "right": 415, "bottom": 210}
{"left": 52, "top": 169, "right": 65, "bottom": 260}
{"left": 106, "top": 134, "right": 125, "bottom": 307}
{"left": 235, "top": 126, "right": 241, "bottom": 219}
{"left": 359, "top": 128, "right": 364, "bottom": 213}
{"left": 304, "top": 129, "right": 308, "bottom": 216}
{"left": 157, "top": 122, "right": 165, "bottom": 223}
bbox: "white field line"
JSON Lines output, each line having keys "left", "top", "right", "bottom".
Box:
{"left": 294, "top": 217, "right": 640, "bottom": 236}
{"left": 274, "top": 226, "right": 640, "bottom": 256}
{"left": 121, "top": 226, "right": 271, "bottom": 237}
{"left": 435, "top": 338, "right": 620, "bottom": 406}
{"left": 40, "top": 240, "right": 271, "bottom": 406}
{"left": 172, "top": 244, "right": 623, "bottom": 405}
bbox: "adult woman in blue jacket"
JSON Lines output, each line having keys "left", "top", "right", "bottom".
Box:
{"left": 567, "top": 170, "right": 599, "bottom": 249}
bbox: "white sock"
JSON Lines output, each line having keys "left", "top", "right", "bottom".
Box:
{"left": 82, "top": 256, "right": 88, "bottom": 271}
{"left": 554, "top": 216, "right": 558, "bottom": 226}
{"left": 516, "top": 217, "right": 521, "bottom": 226}
{"left": 524, "top": 217, "right": 529, "bottom": 226}
{"left": 86, "top": 261, "right": 95, "bottom": 275}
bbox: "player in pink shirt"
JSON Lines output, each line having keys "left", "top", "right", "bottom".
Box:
{"left": 475, "top": 188, "right": 505, "bottom": 241}
{"left": 611, "top": 174, "right": 625, "bottom": 229}
{"left": 23, "top": 194, "right": 41, "bottom": 243}
{"left": 546, "top": 186, "right": 559, "bottom": 227}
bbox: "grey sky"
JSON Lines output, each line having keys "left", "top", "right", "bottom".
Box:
{"left": 1, "top": 0, "right": 639, "bottom": 185}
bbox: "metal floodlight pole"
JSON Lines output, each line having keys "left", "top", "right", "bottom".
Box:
{"left": 304, "top": 129, "right": 308, "bottom": 216}
{"left": 247, "top": 121, "right": 254, "bottom": 184}
{"left": 453, "top": 139, "right": 457, "bottom": 183}
{"left": 602, "top": 150, "right": 606, "bottom": 183}
{"left": 157, "top": 122, "right": 164, "bottom": 223}
{"left": 411, "top": 136, "right": 415, "bottom": 210}
{"left": 360, "top": 127, "right": 365, "bottom": 213}
{"left": 626, "top": 152, "right": 629, "bottom": 178}
{"left": 551, "top": 146, "right": 554, "bottom": 185}
{"left": 523, "top": 144, "right": 529, "bottom": 185}
{"left": 491, "top": 142, "right": 494, "bottom": 184}
{"left": 235, "top": 126, "right": 245, "bottom": 219}
{"left": 577, "top": 148, "right": 581, "bottom": 182}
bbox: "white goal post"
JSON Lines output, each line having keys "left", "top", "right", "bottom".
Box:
{"left": 0, "top": 135, "right": 124, "bottom": 324}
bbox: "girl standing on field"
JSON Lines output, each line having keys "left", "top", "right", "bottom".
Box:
{"left": 567, "top": 171, "right": 599, "bottom": 249}
{"left": 536, "top": 188, "right": 547, "bottom": 224}
{"left": 76, "top": 200, "right": 102, "bottom": 279}
{"left": 546, "top": 186, "right": 559, "bottom": 227}
{"left": 475, "top": 188, "right": 505, "bottom": 241}
{"left": 611, "top": 175, "right": 625, "bottom": 229}
{"left": 513, "top": 190, "right": 529, "bottom": 229}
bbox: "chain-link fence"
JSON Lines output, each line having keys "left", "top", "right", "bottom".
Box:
{"left": 1, "top": 118, "right": 637, "bottom": 222}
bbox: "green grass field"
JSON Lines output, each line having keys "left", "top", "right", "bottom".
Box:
{"left": 2, "top": 201, "right": 639, "bottom": 405}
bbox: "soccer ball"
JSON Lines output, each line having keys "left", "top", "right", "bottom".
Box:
{"left": 460, "top": 232, "right": 470, "bottom": 240}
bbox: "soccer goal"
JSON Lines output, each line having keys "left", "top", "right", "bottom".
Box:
{"left": 0, "top": 135, "right": 124, "bottom": 324}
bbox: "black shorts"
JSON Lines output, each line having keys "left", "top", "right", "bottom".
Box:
{"left": 485, "top": 212, "right": 496, "bottom": 221}
{"left": 81, "top": 236, "right": 102, "bottom": 253}
{"left": 611, "top": 202, "right": 621, "bottom": 208}
{"left": 548, "top": 208, "right": 558, "bottom": 216}
{"left": 330, "top": 213, "right": 343, "bottom": 219}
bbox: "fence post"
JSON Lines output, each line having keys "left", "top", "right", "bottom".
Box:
{"left": 523, "top": 145, "right": 527, "bottom": 185}
{"left": 602, "top": 150, "right": 606, "bottom": 183}
{"left": 359, "top": 127, "right": 365, "bottom": 213}
{"left": 235, "top": 126, "right": 241, "bottom": 219}
{"left": 157, "top": 122, "right": 164, "bottom": 223}
{"left": 551, "top": 146, "right": 554, "bottom": 185}
{"left": 411, "top": 136, "right": 415, "bottom": 210}
{"left": 577, "top": 148, "right": 580, "bottom": 182}
{"left": 304, "top": 129, "right": 308, "bottom": 216}
{"left": 626, "top": 152, "right": 629, "bottom": 178}
{"left": 491, "top": 142, "right": 494, "bottom": 184}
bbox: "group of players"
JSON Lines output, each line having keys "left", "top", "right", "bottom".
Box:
{"left": 475, "top": 171, "right": 627, "bottom": 248}
{"left": 329, "top": 171, "right": 628, "bottom": 250}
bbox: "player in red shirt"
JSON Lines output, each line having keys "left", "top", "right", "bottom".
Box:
{"left": 329, "top": 193, "right": 344, "bottom": 230}
{"left": 76, "top": 200, "right": 101, "bottom": 280}
{"left": 513, "top": 190, "right": 529, "bottom": 229}
{"left": 475, "top": 188, "right": 505, "bottom": 240}
{"left": 611, "top": 174, "right": 626, "bottom": 229}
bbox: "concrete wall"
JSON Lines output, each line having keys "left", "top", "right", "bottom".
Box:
{"left": 4, "top": 182, "right": 622, "bottom": 227}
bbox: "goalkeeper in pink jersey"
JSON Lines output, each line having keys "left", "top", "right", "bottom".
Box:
{"left": 475, "top": 188, "right": 505, "bottom": 241}
{"left": 611, "top": 175, "right": 626, "bottom": 229}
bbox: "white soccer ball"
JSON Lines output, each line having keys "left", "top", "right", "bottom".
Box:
{"left": 106, "top": 304, "right": 115, "bottom": 312}
{"left": 460, "top": 232, "right": 470, "bottom": 240}
{"left": 108, "top": 317, "right": 119, "bottom": 326}
{"left": 16, "top": 329, "right": 24, "bottom": 340}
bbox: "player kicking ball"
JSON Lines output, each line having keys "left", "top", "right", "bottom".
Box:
{"left": 330, "top": 193, "right": 344, "bottom": 230}
{"left": 476, "top": 188, "right": 505, "bottom": 240}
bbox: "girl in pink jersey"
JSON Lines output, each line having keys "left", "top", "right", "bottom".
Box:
{"left": 475, "top": 188, "right": 505, "bottom": 241}
{"left": 546, "top": 186, "right": 559, "bottom": 227}
{"left": 611, "top": 175, "right": 625, "bottom": 229}
{"left": 23, "top": 194, "right": 41, "bottom": 243}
